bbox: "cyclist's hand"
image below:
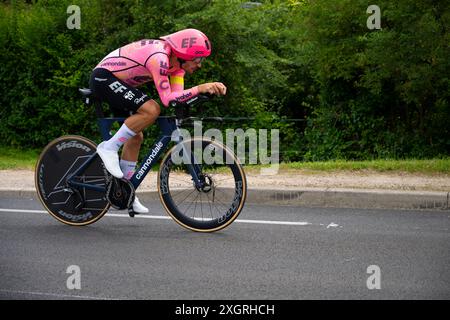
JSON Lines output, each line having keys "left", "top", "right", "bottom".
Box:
{"left": 198, "top": 82, "right": 227, "bottom": 96}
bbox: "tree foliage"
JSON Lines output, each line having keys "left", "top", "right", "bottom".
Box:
{"left": 0, "top": 0, "right": 448, "bottom": 160}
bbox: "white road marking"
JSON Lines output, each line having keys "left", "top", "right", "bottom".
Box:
{"left": 0, "top": 208, "right": 46, "bottom": 214}
{"left": 0, "top": 208, "right": 336, "bottom": 228}
{"left": 0, "top": 288, "right": 118, "bottom": 300}
{"left": 106, "top": 212, "right": 172, "bottom": 220}
{"left": 234, "top": 219, "right": 311, "bottom": 226}
{"left": 326, "top": 222, "right": 340, "bottom": 228}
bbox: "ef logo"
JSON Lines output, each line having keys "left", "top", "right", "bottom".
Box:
{"left": 366, "top": 265, "right": 381, "bottom": 290}
{"left": 366, "top": 5, "right": 381, "bottom": 30}
{"left": 66, "top": 265, "right": 81, "bottom": 290}
{"left": 181, "top": 37, "right": 197, "bottom": 48}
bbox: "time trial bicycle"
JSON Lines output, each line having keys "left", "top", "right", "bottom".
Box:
{"left": 35, "top": 89, "right": 247, "bottom": 232}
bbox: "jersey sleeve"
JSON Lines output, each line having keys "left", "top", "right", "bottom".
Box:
{"left": 146, "top": 53, "right": 198, "bottom": 107}
{"left": 169, "top": 69, "right": 185, "bottom": 92}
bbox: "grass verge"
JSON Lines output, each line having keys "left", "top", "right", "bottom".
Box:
{"left": 246, "top": 159, "right": 450, "bottom": 174}
{"left": 0, "top": 147, "right": 40, "bottom": 170}
{"left": 1, "top": 146, "right": 449, "bottom": 174}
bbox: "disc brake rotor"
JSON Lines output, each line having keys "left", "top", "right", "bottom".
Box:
{"left": 195, "top": 174, "right": 214, "bottom": 193}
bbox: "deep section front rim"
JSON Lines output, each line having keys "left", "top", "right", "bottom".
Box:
{"left": 158, "top": 138, "right": 247, "bottom": 232}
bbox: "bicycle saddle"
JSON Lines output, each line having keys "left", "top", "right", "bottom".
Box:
{"left": 79, "top": 88, "right": 92, "bottom": 96}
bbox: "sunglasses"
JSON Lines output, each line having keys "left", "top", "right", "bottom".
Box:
{"left": 191, "top": 57, "right": 206, "bottom": 64}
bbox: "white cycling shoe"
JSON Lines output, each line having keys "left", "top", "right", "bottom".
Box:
{"left": 96, "top": 142, "right": 124, "bottom": 179}
{"left": 131, "top": 196, "right": 149, "bottom": 215}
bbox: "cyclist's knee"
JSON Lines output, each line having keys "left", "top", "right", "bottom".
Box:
{"left": 138, "top": 100, "right": 160, "bottom": 122}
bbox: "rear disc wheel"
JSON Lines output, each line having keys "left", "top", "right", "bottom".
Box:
{"left": 35, "top": 135, "right": 110, "bottom": 226}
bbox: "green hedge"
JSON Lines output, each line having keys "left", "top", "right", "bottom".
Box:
{"left": 0, "top": 0, "right": 448, "bottom": 161}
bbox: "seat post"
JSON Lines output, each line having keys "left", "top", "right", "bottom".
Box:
{"left": 93, "top": 100, "right": 105, "bottom": 119}
{"left": 97, "top": 118, "right": 126, "bottom": 141}
{"left": 79, "top": 87, "right": 126, "bottom": 142}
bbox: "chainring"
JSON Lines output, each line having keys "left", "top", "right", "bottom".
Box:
{"left": 106, "top": 178, "right": 135, "bottom": 210}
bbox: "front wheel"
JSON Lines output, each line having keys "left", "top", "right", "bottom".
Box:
{"left": 158, "top": 138, "right": 247, "bottom": 232}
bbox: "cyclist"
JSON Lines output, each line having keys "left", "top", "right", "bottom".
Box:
{"left": 90, "top": 28, "right": 227, "bottom": 214}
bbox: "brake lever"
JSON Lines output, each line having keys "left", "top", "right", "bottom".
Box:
{"left": 198, "top": 93, "right": 214, "bottom": 100}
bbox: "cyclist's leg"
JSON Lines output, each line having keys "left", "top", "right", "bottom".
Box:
{"left": 120, "top": 101, "right": 160, "bottom": 177}
{"left": 120, "top": 101, "right": 160, "bottom": 214}
{"left": 121, "top": 132, "right": 144, "bottom": 164}
{"left": 89, "top": 68, "right": 152, "bottom": 178}
{"left": 124, "top": 99, "right": 161, "bottom": 133}
{"left": 118, "top": 100, "right": 160, "bottom": 171}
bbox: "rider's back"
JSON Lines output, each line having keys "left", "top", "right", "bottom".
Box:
{"left": 95, "top": 40, "right": 171, "bottom": 87}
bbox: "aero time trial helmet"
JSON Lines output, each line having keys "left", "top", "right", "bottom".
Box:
{"left": 160, "top": 28, "right": 211, "bottom": 61}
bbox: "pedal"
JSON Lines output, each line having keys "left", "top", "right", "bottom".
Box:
{"left": 128, "top": 208, "right": 138, "bottom": 218}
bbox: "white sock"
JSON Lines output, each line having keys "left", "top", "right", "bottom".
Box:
{"left": 103, "top": 124, "right": 136, "bottom": 152}
{"left": 120, "top": 160, "right": 137, "bottom": 180}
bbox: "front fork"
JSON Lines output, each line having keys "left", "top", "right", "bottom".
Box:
{"left": 172, "top": 125, "right": 205, "bottom": 189}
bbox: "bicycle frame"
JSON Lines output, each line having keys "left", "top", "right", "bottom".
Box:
{"left": 66, "top": 116, "right": 204, "bottom": 193}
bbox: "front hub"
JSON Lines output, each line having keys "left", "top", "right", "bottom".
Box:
{"left": 195, "top": 174, "right": 214, "bottom": 193}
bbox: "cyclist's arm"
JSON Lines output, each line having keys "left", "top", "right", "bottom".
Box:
{"left": 147, "top": 54, "right": 198, "bottom": 107}
{"left": 169, "top": 69, "right": 185, "bottom": 92}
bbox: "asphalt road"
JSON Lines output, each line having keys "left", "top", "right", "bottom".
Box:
{"left": 0, "top": 194, "right": 449, "bottom": 300}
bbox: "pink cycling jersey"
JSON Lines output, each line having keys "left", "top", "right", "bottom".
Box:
{"left": 94, "top": 39, "right": 199, "bottom": 107}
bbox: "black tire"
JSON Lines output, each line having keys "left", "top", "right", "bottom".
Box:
{"left": 35, "top": 135, "right": 110, "bottom": 226}
{"left": 158, "top": 138, "right": 247, "bottom": 232}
